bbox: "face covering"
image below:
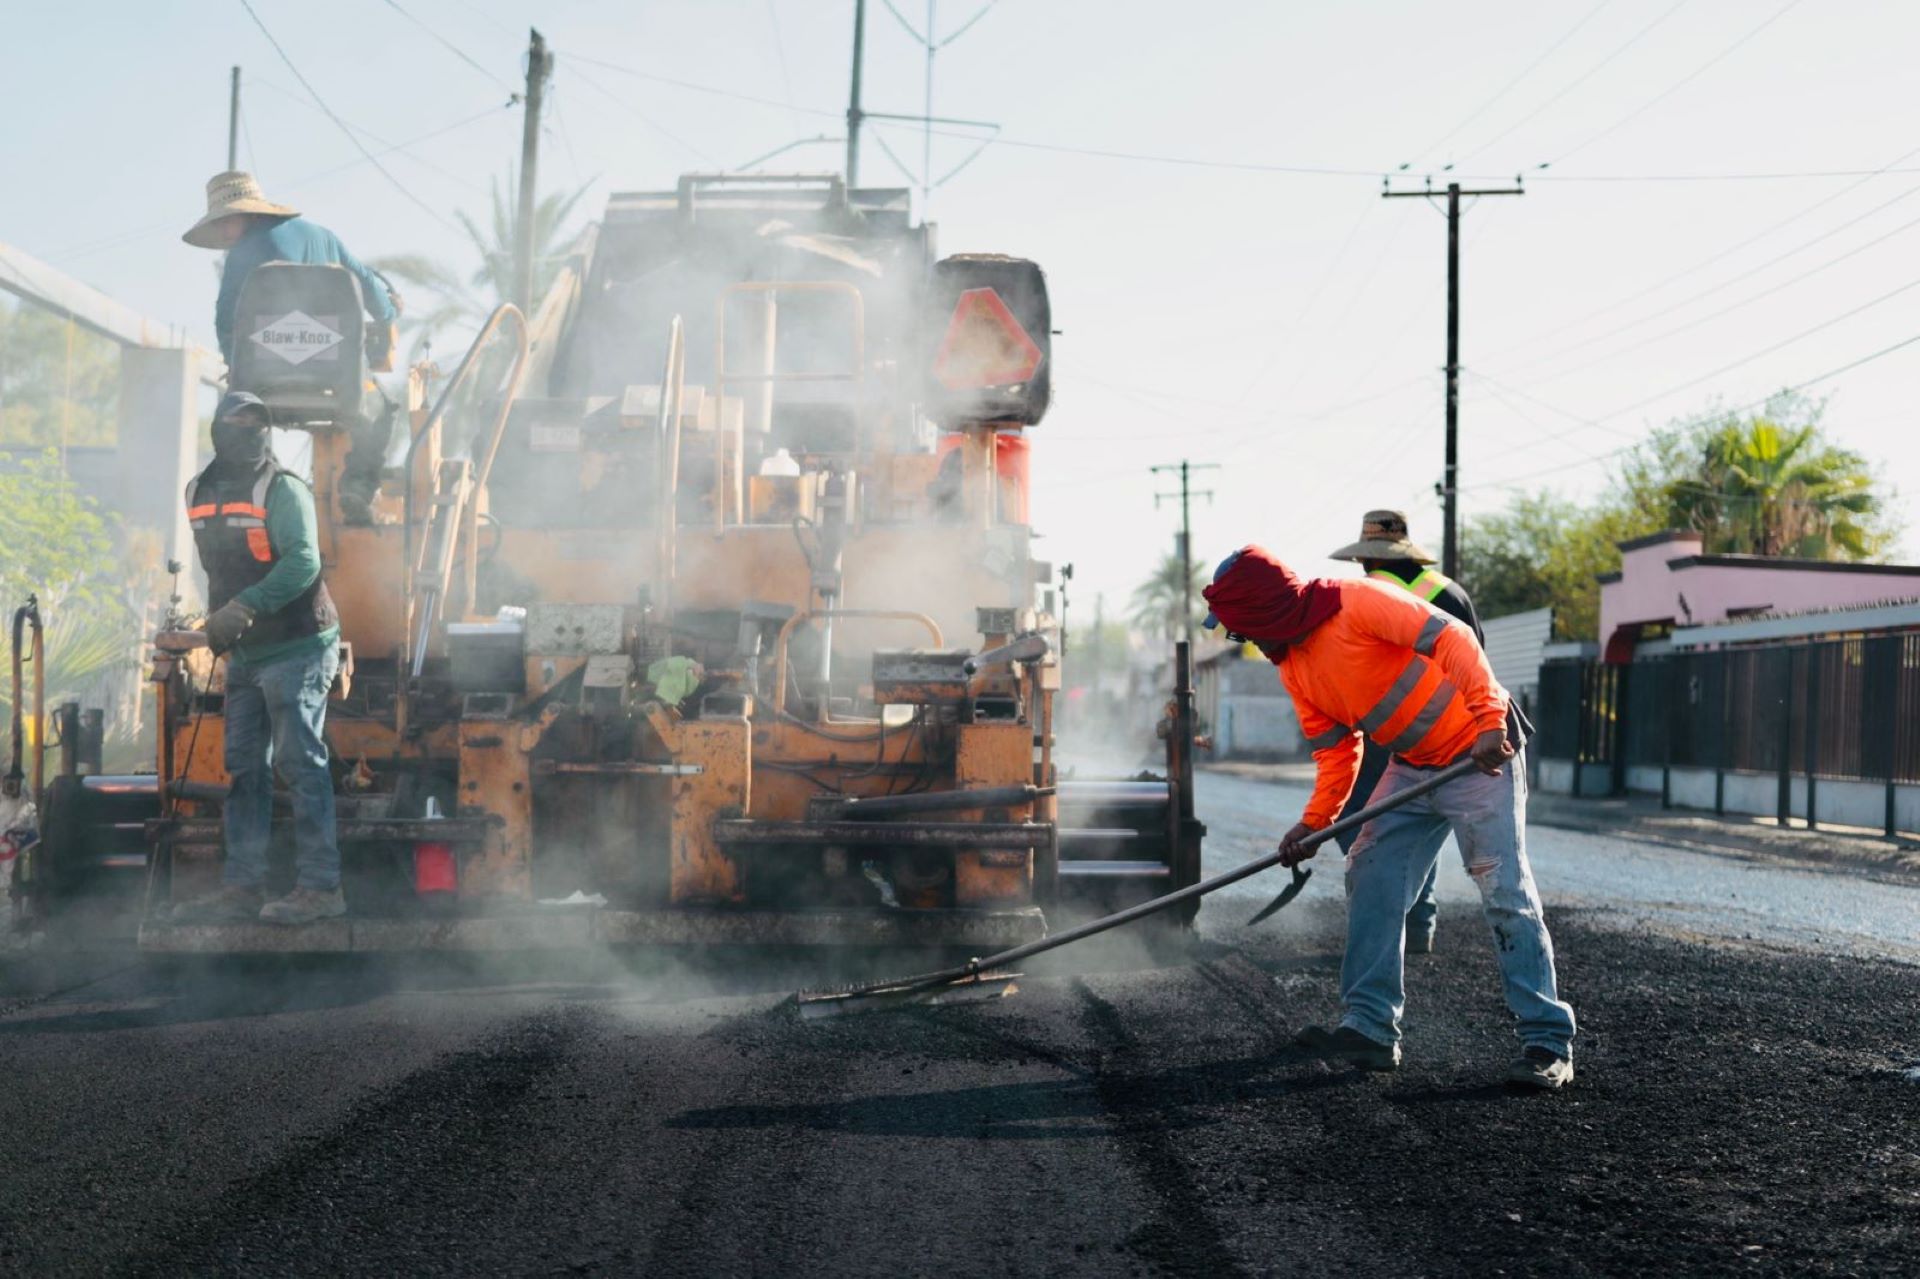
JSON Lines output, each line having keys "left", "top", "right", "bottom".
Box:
{"left": 1201, "top": 544, "right": 1344, "bottom": 656}
{"left": 210, "top": 421, "right": 270, "bottom": 473}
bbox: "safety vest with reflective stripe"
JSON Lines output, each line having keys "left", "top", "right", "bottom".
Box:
{"left": 1367, "top": 565, "right": 1451, "bottom": 603}
{"left": 1276, "top": 579, "right": 1509, "bottom": 828}
{"left": 185, "top": 461, "right": 337, "bottom": 649}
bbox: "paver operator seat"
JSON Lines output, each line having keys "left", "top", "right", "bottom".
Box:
{"left": 227, "top": 262, "right": 370, "bottom": 431}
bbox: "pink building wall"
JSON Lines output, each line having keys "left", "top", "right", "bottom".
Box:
{"left": 1597, "top": 531, "right": 1920, "bottom": 651}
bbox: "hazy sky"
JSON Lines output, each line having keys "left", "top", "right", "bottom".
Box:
{"left": 4, "top": 0, "right": 1917, "bottom": 616}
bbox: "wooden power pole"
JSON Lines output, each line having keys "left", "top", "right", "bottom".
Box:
{"left": 1383, "top": 179, "right": 1523, "bottom": 580}
{"left": 1152, "top": 460, "right": 1218, "bottom": 651}
{"left": 514, "top": 29, "right": 553, "bottom": 316}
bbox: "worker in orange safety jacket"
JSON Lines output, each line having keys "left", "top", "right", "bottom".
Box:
{"left": 1201, "top": 544, "right": 1575, "bottom": 1089}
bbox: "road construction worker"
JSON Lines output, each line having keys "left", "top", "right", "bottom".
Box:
{"left": 184, "top": 171, "right": 400, "bottom": 524}
{"left": 171, "top": 392, "right": 345, "bottom": 927}
{"left": 1327, "top": 510, "right": 1485, "bottom": 956}
{"left": 1202, "top": 545, "right": 1574, "bottom": 1089}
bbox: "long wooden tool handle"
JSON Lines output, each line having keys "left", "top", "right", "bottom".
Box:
{"left": 869, "top": 757, "right": 1487, "bottom": 997}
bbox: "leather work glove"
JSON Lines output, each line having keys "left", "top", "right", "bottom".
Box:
{"left": 202, "top": 601, "right": 257, "bottom": 656}
{"left": 1278, "top": 820, "right": 1318, "bottom": 868}
{"left": 1470, "top": 728, "right": 1515, "bottom": 776}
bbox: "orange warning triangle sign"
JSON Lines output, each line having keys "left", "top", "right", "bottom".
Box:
{"left": 932, "top": 288, "right": 1044, "bottom": 390}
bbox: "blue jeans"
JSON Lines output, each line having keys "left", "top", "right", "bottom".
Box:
{"left": 1339, "top": 755, "right": 1576, "bottom": 1057}
{"left": 223, "top": 643, "right": 340, "bottom": 892}
{"left": 1336, "top": 741, "right": 1439, "bottom": 939}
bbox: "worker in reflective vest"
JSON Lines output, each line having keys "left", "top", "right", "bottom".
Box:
{"left": 169, "top": 392, "right": 347, "bottom": 929}
{"left": 1327, "top": 510, "right": 1484, "bottom": 955}
{"left": 1202, "top": 544, "right": 1575, "bottom": 1089}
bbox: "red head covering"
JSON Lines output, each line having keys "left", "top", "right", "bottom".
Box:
{"left": 1201, "top": 544, "right": 1342, "bottom": 649}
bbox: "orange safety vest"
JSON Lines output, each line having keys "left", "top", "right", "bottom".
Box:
{"left": 1277, "top": 579, "right": 1509, "bottom": 828}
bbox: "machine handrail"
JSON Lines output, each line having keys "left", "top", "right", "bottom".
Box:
{"left": 656, "top": 315, "right": 686, "bottom": 618}
{"left": 771, "top": 609, "right": 943, "bottom": 716}
{"left": 399, "top": 303, "right": 530, "bottom": 692}
{"left": 711, "top": 280, "right": 866, "bottom": 532}
{"left": 9, "top": 595, "right": 44, "bottom": 797}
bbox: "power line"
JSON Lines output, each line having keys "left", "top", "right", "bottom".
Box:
{"left": 762, "top": 0, "right": 804, "bottom": 134}
{"left": 1543, "top": 0, "right": 1808, "bottom": 168}
{"left": 246, "top": 75, "right": 491, "bottom": 194}
{"left": 1399, "top": 0, "right": 1615, "bottom": 171}
{"left": 1450, "top": 0, "right": 1694, "bottom": 170}
{"left": 563, "top": 49, "right": 832, "bottom": 116}
{"left": 48, "top": 103, "right": 511, "bottom": 264}
{"left": 1466, "top": 331, "right": 1920, "bottom": 490}
{"left": 1478, "top": 137, "right": 1920, "bottom": 366}
{"left": 379, "top": 0, "right": 518, "bottom": 95}
{"left": 562, "top": 58, "right": 721, "bottom": 166}
{"left": 237, "top": 0, "right": 467, "bottom": 234}
{"left": 1504, "top": 190, "right": 1920, "bottom": 386}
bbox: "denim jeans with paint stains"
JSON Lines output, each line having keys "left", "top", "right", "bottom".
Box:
{"left": 1338, "top": 754, "right": 1576, "bottom": 1057}
{"left": 222, "top": 643, "right": 341, "bottom": 892}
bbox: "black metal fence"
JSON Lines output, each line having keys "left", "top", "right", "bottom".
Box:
{"left": 1536, "top": 633, "right": 1920, "bottom": 834}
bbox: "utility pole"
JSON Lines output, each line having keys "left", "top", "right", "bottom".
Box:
{"left": 227, "top": 67, "right": 242, "bottom": 170}
{"left": 1382, "top": 178, "right": 1523, "bottom": 580}
{"left": 514, "top": 29, "right": 552, "bottom": 316}
{"left": 845, "top": 0, "right": 867, "bottom": 185}
{"left": 1152, "top": 460, "right": 1218, "bottom": 651}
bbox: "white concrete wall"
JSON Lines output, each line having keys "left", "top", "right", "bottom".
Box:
{"left": 1636, "top": 765, "right": 1918, "bottom": 836}
{"left": 1216, "top": 695, "right": 1302, "bottom": 758}
{"left": 1625, "top": 764, "right": 1663, "bottom": 795}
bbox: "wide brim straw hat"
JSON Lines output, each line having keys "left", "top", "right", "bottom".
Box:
{"left": 1329, "top": 508, "right": 1437, "bottom": 564}
{"left": 182, "top": 171, "right": 298, "bottom": 248}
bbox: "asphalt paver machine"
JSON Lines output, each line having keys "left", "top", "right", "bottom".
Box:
{"left": 58, "top": 173, "right": 1205, "bottom": 954}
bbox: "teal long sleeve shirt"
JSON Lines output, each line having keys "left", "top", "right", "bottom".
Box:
{"left": 229, "top": 474, "right": 339, "bottom": 666}
{"left": 216, "top": 216, "right": 396, "bottom": 363}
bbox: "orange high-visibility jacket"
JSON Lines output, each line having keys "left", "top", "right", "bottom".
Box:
{"left": 1277, "top": 578, "right": 1510, "bottom": 828}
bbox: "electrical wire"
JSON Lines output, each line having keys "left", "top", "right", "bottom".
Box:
{"left": 1509, "top": 196, "right": 1920, "bottom": 388}
{"left": 236, "top": 0, "right": 468, "bottom": 235}
{"left": 1449, "top": 0, "right": 1694, "bottom": 170}
{"left": 379, "top": 0, "right": 518, "bottom": 95}
{"left": 1464, "top": 331, "right": 1920, "bottom": 490}
{"left": 47, "top": 103, "right": 512, "bottom": 264}
{"left": 1543, "top": 0, "right": 1808, "bottom": 168}
{"left": 1399, "top": 0, "right": 1616, "bottom": 171}
{"left": 1491, "top": 176, "right": 1920, "bottom": 382}
{"left": 562, "top": 58, "right": 721, "bottom": 166}
{"left": 246, "top": 76, "right": 492, "bottom": 195}
{"left": 761, "top": 0, "right": 804, "bottom": 135}
{"left": 1476, "top": 137, "right": 1920, "bottom": 367}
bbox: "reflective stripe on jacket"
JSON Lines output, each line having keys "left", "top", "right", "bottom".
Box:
{"left": 1367, "top": 565, "right": 1450, "bottom": 603}
{"left": 1278, "top": 578, "right": 1509, "bottom": 828}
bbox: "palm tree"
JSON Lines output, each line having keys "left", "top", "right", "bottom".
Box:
{"left": 372, "top": 168, "right": 592, "bottom": 356}
{"left": 1664, "top": 415, "right": 1883, "bottom": 559}
{"left": 1128, "top": 552, "right": 1207, "bottom": 642}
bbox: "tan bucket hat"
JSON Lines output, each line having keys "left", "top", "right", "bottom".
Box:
{"left": 182, "top": 171, "right": 298, "bottom": 248}
{"left": 1329, "top": 509, "right": 1436, "bottom": 564}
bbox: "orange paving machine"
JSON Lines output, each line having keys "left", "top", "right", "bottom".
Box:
{"left": 115, "top": 173, "right": 1204, "bottom": 953}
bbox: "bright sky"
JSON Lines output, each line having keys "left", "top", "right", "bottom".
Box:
{"left": 4, "top": 0, "right": 1917, "bottom": 616}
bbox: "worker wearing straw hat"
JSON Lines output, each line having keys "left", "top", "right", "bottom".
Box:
{"left": 1328, "top": 510, "right": 1485, "bottom": 955}
{"left": 184, "top": 171, "right": 401, "bottom": 524}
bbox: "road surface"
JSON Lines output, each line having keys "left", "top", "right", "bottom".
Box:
{"left": 2, "top": 769, "right": 1915, "bottom": 1276}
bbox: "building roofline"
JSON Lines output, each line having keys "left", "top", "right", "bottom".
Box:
{"left": 1663, "top": 554, "right": 1920, "bottom": 576}
{"left": 1596, "top": 570, "right": 1623, "bottom": 585}
{"left": 1616, "top": 529, "right": 1703, "bottom": 553}
{"left": 1671, "top": 599, "right": 1920, "bottom": 647}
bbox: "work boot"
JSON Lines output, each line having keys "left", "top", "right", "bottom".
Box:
{"left": 169, "top": 883, "right": 264, "bottom": 923}
{"left": 259, "top": 886, "right": 347, "bottom": 926}
{"left": 1507, "top": 1047, "right": 1574, "bottom": 1090}
{"left": 1405, "top": 928, "right": 1436, "bottom": 956}
{"left": 1294, "top": 1024, "right": 1400, "bottom": 1071}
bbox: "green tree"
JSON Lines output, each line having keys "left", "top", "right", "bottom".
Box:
{"left": 1128, "top": 552, "right": 1206, "bottom": 642}
{"left": 1661, "top": 396, "right": 1888, "bottom": 558}
{"left": 371, "top": 168, "right": 592, "bottom": 354}
{"left": 1459, "top": 394, "right": 1899, "bottom": 640}
{"left": 0, "top": 451, "right": 139, "bottom": 754}
{"left": 0, "top": 299, "right": 119, "bottom": 447}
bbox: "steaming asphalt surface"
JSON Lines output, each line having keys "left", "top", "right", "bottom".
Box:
{"left": 2, "top": 769, "right": 1916, "bottom": 1276}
